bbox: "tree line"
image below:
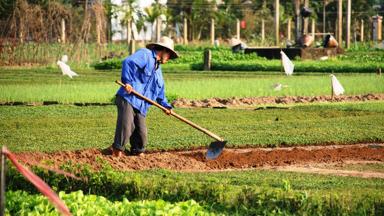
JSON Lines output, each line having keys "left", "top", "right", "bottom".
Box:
{"left": 0, "top": 0, "right": 382, "bottom": 44}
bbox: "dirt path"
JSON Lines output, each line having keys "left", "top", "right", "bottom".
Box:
{"left": 172, "top": 93, "right": 384, "bottom": 108}
{"left": 14, "top": 143, "right": 384, "bottom": 178}
{"left": 271, "top": 165, "right": 384, "bottom": 179}
{"left": 2, "top": 93, "right": 384, "bottom": 107}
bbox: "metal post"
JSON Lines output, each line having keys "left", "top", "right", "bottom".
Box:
{"left": 0, "top": 146, "right": 6, "bottom": 216}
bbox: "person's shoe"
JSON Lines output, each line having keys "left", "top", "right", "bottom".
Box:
{"left": 130, "top": 150, "right": 144, "bottom": 157}
{"left": 111, "top": 147, "right": 123, "bottom": 157}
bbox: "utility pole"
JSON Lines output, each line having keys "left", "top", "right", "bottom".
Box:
{"left": 261, "top": 19, "right": 265, "bottom": 43}
{"left": 236, "top": 19, "right": 240, "bottom": 40}
{"left": 275, "top": 0, "right": 280, "bottom": 46}
{"left": 311, "top": 19, "right": 315, "bottom": 38}
{"left": 211, "top": 18, "right": 215, "bottom": 45}
{"left": 183, "top": 17, "right": 188, "bottom": 45}
{"left": 323, "top": 0, "right": 327, "bottom": 34}
{"left": 303, "top": 0, "right": 309, "bottom": 34}
{"left": 337, "top": 0, "right": 343, "bottom": 46}
{"left": 61, "top": 19, "right": 66, "bottom": 43}
{"left": 360, "top": 19, "right": 364, "bottom": 42}
{"left": 346, "top": 0, "right": 351, "bottom": 48}
{"left": 287, "top": 18, "right": 292, "bottom": 41}
{"left": 156, "top": 17, "right": 161, "bottom": 42}
{"left": 127, "top": 20, "right": 132, "bottom": 45}
{"left": 294, "top": 0, "right": 301, "bottom": 42}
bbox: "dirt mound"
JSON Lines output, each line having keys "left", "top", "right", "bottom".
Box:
{"left": 172, "top": 93, "right": 384, "bottom": 108}
{"left": 15, "top": 144, "right": 384, "bottom": 176}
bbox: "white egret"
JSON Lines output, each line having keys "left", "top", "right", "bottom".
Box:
{"left": 57, "top": 55, "right": 78, "bottom": 79}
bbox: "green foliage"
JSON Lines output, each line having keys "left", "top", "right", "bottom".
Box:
{"left": 1, "top": 68, "right": 383, "bottom": 104}
{"left": 192, "top": 49, "right": 384, "bottom": 73}
{"left": 338, "top": 50, "right": 384, "bottom": 63}
{"left": 174, "top": 44, "right": 228, "bottom": 52}
{"left": 6, "top": 190, "right": 213, "bottom": 215}
{"left": 1, "top": 102, "right": 384, "bottom": 152}
{"left": 94, "top": 48, "right": 384, "bottom": 73}
{"left": 198, "top": 59, "right": 384, "bottom": 73}
{"left": 5, "top": 166, "right": 384, "bottom": 215}
{"left": 0, "top": 0, "right": 15, "bottom": 19}
{"left": 93, "top": 58, "right": 123, "bottom": 70}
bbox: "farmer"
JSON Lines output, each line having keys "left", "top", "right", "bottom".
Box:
{"left": 111, "top": 36, "right": 179, "bottom": 157}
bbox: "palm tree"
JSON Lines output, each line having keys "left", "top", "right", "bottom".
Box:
{"left": 119, "top": 0, "right": 139, "bottom": 44}
{"left": 144, "top": 1, "right": 166, "bottom": 41}
{"left": 134, "top": 12, "right": 146, "bottom": 42}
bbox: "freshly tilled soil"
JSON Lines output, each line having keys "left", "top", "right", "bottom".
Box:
{"left": 171, "top": 93, "right": 384, "bottom": 108}
{"left": 2, "top": 93, "right": 383, "bottom": 107}
{"left": 14, "top": 143, "right": 384, "bottom": 177}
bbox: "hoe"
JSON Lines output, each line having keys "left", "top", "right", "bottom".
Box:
{"left": 116, "top": 80, "right": 226, "bottom": 160}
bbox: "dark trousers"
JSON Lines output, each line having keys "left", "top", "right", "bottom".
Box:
{"left": 113, "top": 95, "right": 147, "bottom": 153}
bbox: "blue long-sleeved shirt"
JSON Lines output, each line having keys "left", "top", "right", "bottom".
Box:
{"left": 116, "top": 48, "right": 172, "bottom": 116}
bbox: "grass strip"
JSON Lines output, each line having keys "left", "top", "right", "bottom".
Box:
{"left": 1, "top": 102, "right": 383, "bottom": 152}
{"left": 0, "top": 68, "right": 383, "bottom": 103}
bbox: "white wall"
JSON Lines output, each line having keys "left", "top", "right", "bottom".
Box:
{"left": 111, "top": 0, "right": 167, "bottom": 41}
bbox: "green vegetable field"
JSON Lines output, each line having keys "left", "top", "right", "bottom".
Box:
{"left": 1, "top": 32, "right": 384, "bottom": 215}
{"left": 0, "top": 68, "right": 383, "bottom": 103}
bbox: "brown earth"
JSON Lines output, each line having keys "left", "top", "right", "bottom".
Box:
{"left": 14, "top": 143, "right": 384, "bottom": 178}
{"left": 171, "top": 93, "right": 384, "bottom": 108}
{"left": 2, "top": 93, "right": 384, "bottom": 107}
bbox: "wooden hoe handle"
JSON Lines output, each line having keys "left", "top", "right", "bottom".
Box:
{"left": 115, "top": 80, "right": 224, "bottom": 142}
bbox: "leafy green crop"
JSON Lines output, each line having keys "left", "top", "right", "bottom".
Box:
{"left": 201, "top": 58, "right": 383, "bottom": 73}
{"left": 6, "top": 190, "right": 214, "bottom": 215}
{"left": 1, "top": 68, "right": 383, "bottom": 104}
{"left": 93, "top": 49, "right": 384, "bottom": 73}
{"left": 5, "top": 166, "right": 384, "bottom": 215}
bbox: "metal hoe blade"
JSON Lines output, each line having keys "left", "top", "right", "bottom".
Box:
{"left": 206, "top": 141, "right": 227, "bottom": 160}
